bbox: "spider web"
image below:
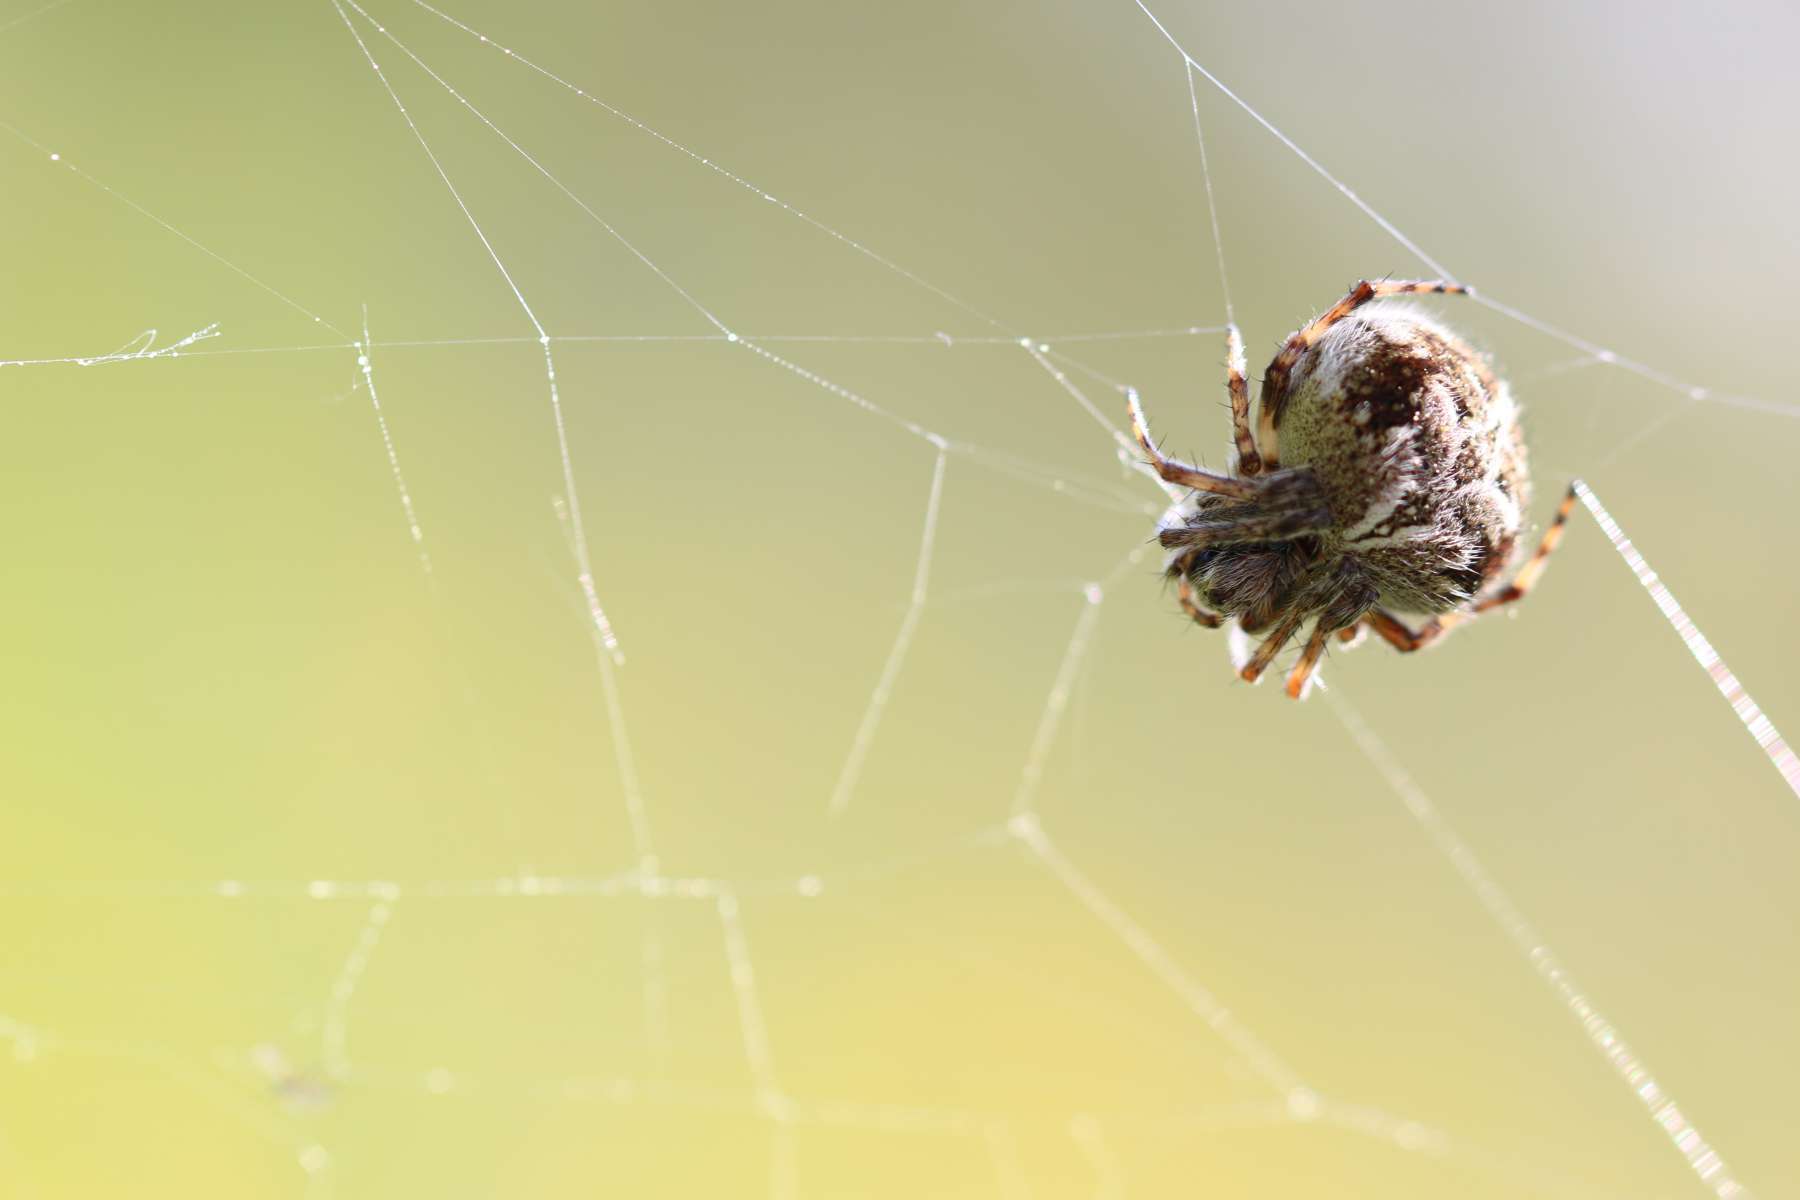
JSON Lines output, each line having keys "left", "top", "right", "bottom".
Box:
{"left": 2, "top": 1, "right": 1797, "bottom": 1197}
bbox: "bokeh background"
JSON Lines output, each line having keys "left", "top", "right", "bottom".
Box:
{"left": 3, "top": 0, "right": 1798, "bottom": 1196}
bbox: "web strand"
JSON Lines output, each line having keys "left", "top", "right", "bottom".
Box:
{"left": 0, "top": 325, "right": 1224, "bottom": 368}
{"left": 328, "top": 0, "right": 625, "bottom": 664}
{"left": 828, "top": 448, "right": 949, "bottom": 816}
{"left": 1129, "top": 0, "right": 1455, "bottom": 282}
{"left": 1022, "top": 343, "right": 1140, "bottom": 461}
{"left": 340, "top": 0, "right": 732, "bottom": 339}
{"left": 396, "top": 0, "right": 1016, "bottom": 335}
{"left": 1127, "top": 0, "right": 1800, "bottom": 425}
{"left": 715, "top": 889, "right": 779, "bottom": 1107}
{"left": 1183, "top": 60, "right": 1236, "bottom": 327}
{"left": 1126, "top": 6, "right": 1784, "bottom": 1189}
{"left": 0, "top": 0, "right": 74, "bottom": 35}
{"left": 0, "top": 120, "right": 349, "bottom": 339}
{"left": 321, "top": 897, "right": 397, "bottom": 1082}
{"left": 1329, "top": 693, "right": 1754, "bottom": 1200}
{"left": 1473, "top": 294, "right": 1800, "bottom": 422}
{"left": 340, "top": 0, "right": 1055, "bottom": 555}
{"left": 1576, "top": 482, "right": 1800, "bottom": 801}
{"left": 1011, "top": 584, "right": 1112, "bottom": 819}
{"left": 1008, "top": 813, "right": 1312, "bottom": 1103}
{"left": 355, "top": 309, "right": 432, "bottom": 577}
{"left": 331, "top": 1, "right": 660, "bottom": 892}
{"left": 1069, "top": 1113, "right": 1127, "bottom": 1200}
{"left": 592, "top": 631, "right": 658, "bottom": 878}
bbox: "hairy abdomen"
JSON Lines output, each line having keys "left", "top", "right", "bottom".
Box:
{"left": 1273, "top": 307, "right": 1529, "bottom": 613}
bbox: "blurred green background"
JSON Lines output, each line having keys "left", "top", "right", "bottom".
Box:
{"left": 3, "top": 0, "right": 1797, "bottom": 1196}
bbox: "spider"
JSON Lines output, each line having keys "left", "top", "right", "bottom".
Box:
{"left": 1130, "top": 278, "right": 1579, "bottom": 699}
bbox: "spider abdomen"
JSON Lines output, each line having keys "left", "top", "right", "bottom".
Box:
{"left": 1275, "top": 307, "right": 1529, "bottom": 613}
{"left": 1132, "top": 279, "right": 1572, "bottom": 698}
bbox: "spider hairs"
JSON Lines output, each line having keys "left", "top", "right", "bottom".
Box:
{"left": 1131, "top": 280, "right": 1578, "bottom": 699}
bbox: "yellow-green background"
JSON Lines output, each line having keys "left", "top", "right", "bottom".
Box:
{"left": 4, "top": 0, "right": 1797, "bottom": 1196}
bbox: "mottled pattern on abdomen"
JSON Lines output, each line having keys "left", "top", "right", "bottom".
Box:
{"left": 1272, "top": 306, "right": 1529, "bottom": 614}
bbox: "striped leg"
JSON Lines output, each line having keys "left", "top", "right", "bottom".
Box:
{"left": 1364, "top": 608, "right": 1466, "bottom": 653}
{"left": 1284, "top": 622, "right": 1333, "bottom": 699}
{"left": 1168, "top": 550, "right": 1224, "bottom": 628}
{"left": 1239, "top": 609, "right": 1306, "bottom": 684}
{"left": 1257, "top": 279, "right": 1469, "bottom": 468}
{"left": 1129, "top": 388, "right": 1259, "bottom": 499}
{"left": 1365, "top": 482, "right": 1580, "bottom": 653}
{"left": 1178, "top": 576, "right": 1224, "bottom": 629}
{"left": 1468, "top": 483, "right": 1581, "bottom": 614}
{"left": 1224, "top": 324, "right": 1262, "bottom": 476}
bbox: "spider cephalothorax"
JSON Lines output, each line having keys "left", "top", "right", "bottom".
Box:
{"left": 1131, "top": 279, "right": 1579, "bottom": 698}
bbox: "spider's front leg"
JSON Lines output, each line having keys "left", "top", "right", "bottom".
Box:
{"left": 1128, "top": 387, "right": 1260, "bottom": 500}
{"left": 1224, "top": 324, "right": 1262, "bottom": 476}
{"left": 1131, "top": 386, "right": 1333, "bottom": 539}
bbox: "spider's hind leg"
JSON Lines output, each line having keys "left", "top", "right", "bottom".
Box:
{"left": 1363, "top": 482, "right": 1580, "bottom": 654}
{"left": 1363, "top": 608, "right": 1463, "bottom": 653}
{"left": 1468, "top": 483, "right": 1581, "bottom": 614}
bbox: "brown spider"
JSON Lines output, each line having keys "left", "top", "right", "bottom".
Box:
{"left": 1130, "top": 279, "right": 1578, "bottom": 699}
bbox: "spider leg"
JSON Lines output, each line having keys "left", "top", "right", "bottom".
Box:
{"left": 1128, "top": 388, "right": 1260, "bottom": 499}
{"left": 1155, "top": 463, "right": 1334, "bottom": 554}
{"left": 1362, "top": 608, "right": 1464, "bottom": 653}
{"left": 1178, "top": 576, "right": 1224, "bottom": 629}
{"left": 1224, "top": 324, "right": 1262, "bottom": 476}
{"left": 1284, "top": 622, "right": 1334, "bottom": 699}
{"left": 1257, "top": 278, "right": 1469, "bottom": 468}
{"left": 1238, "top": 609, "right": 1306, "bottom": 684}
{"left": 1363, "top": 482, "right": 1580, "bottom": 653}
{"left": 1167, "top": 550, "right": 1225, "bottom": 629}
{"left": 1466, "top": 482, "right": 1580, "bottom": 614}
{"left": 1157, "top": 498, "right": 1333, "bottom": 551}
